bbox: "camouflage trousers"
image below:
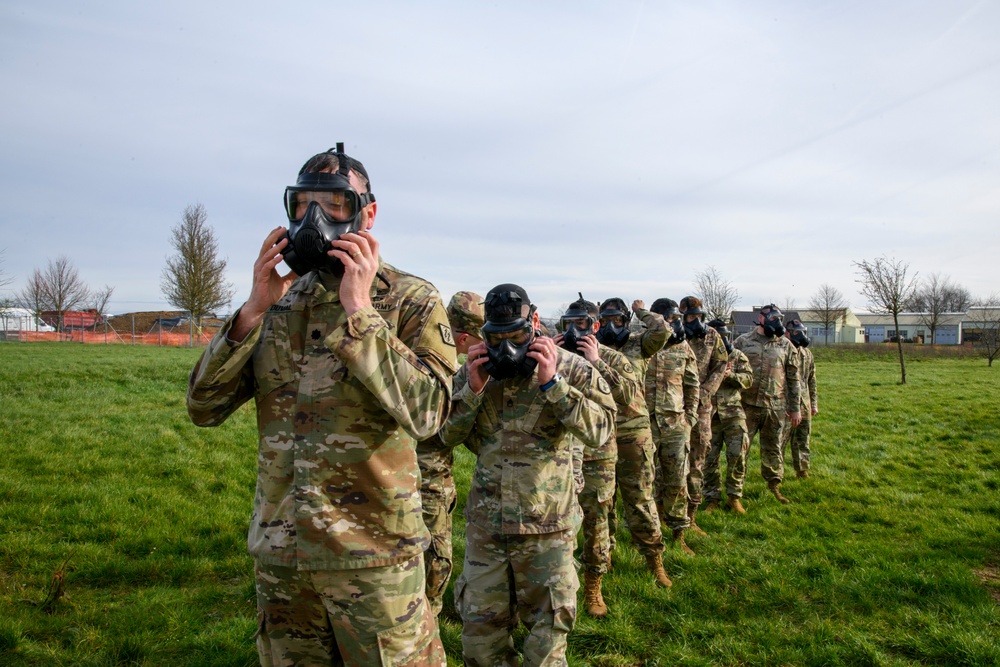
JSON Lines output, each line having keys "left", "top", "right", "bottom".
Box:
{"left": 608, "top": 427, "right": 663, "bottom": 556}
{"left": 704, "top": 410, "right": 750, "bottom": 500}
{"left": 651, "top": 413, "right": 691, "bottom": 531}
{"left": 744, "top": 404, "right": 788, "bottom": 484}
{"left": 783, "top": 414, "right": 813, "bottom": 473}
{"left": 254, "top": 555, "right": 445, "bottom": 667}
{"left": 421, "top": 485, "right": 457, "bottom": 617}
{"left": 580, "top": 456, "right": 617, "bottom": 575}
{"left": 455, "top": 522, "right": 579, "bottom": 667}
{"left": 687, "top": 404, "right": 713, "bottom": 506}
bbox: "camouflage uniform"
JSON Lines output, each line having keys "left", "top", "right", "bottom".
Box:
{"left": 440, "top": 348, "right": 616, "bottom": 667}
{"left": 578, "top": 344, "right": 638, "bottom": 576}
{"left": 733, "top": 329, "right": 800, "bottom": 486}
{"left": 704, "top": 347, "right": 753, "bottom": 501}
{"left": 187, "top": 262, "right": 457, "bottom": 667}
{"left": 606, "top": 309, "right": 667, "bottom": 558}
{"left": 418, "top": 291, "right": 484, "bottom": 617}
{"left": 685, "top": 328, "right": 728, "bottom": 508}
{"left": 645, "top": 341, "right": 700, "bottom": 531}
{"left": 784, "top": 345, "right": 817, "bottom": 474}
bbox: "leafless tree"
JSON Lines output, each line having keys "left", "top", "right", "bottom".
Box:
{"left": 967, "top": 295, "right": 1000, "bottom": 367}
{"left": 781, "top": 296, "right": 797, "bottom": 314}
{"left": 807, "top": 284, "right": 848, "bottom": 345}
{"left": 88, "top": 285, "right": 116, "bottom": 320}
{"left": 0, "top": 249, "right": 12, "bottom": 290}
{"left": 905, "top": 273, "right": 971, "bottom": 344}
{"left": 161, "top": 203, "right": 235, "bottom": 330}
{"left": 693, "top": 266, "right": 739, "bottom": 322}
{"left": 854, "top": 256, "right": 918, "bottom": 384}
{"left": 19, "top": 256, "right": 90, "bottom": 332}
{"left": 16, "top": 268, "right": 47, "bottom": 321}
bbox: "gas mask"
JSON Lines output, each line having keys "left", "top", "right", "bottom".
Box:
{"left": 707, "top": 320, "right": 733, "bottom": 353}
{"left": 596, "top": 301, "right": 632, "bottom": 348}
{"left": 760, "top": 309, "right": 785, "bottom": 338}
{"left": 281, "top": 163, "right": 375, "bottom": 276}
{"left": 481, "top": 319, "right": 538, "bottom": 380}
{"left": 667, "top": 318, "right": 686, "bottom": 346}
{"left": 683, "top": 316, "right": 708, "bottom": 339}
{"left": 789, "top": 331, "right": 810, "bottom": 348}
{"left": 558, "top": 304, "right": 595, "bottom": 356}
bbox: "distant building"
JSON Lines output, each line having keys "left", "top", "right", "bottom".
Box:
{"left": 855, "top": 313, "right": 965, "bottom": 345}
{"left": 0, "top": 307, "right": 56, "bottom": 332}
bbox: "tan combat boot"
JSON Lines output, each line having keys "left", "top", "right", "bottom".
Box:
{"left": 768, "top": 481, "right": 790, "bottom": 504}
{"left": 796, "top": 469, "right": 809, "bottom": 479}
{"left": 703, "top": 498, "right": 721, "bottom": 514}
{"left": 645, "top": 552, "right": 672, "bottom": 588}
{"left": 672, "top": 528, "right": 695, "bottom": 556}
{"left": 687, "top": 503, "right": 707, "bottom": 536}
{"left": 726, "top": 497, "right": 746, "bottom": 514}
{"left": 584, "top": 572, "right": 608, "bottom": 618}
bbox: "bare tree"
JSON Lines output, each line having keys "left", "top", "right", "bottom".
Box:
{"left": 854, "top": 256, "right": 918, "bottom": 384}
{"left": 88, "top": 285, "right": 116, "bottom": 320}
{"left": 161, "top": 203, "right": 235, "bottom": 330}
{"left": 967, "top": 295, "right": 1000, "bottom": 367}
{"left": 16, "top": 268, "right": 47, "bottom": 322}
{"left": 906, "top": 273, "right": 971, "bottom": 344}
{"left": 807, "top": 284, "right": 848, "bottom": 345}
{"left": 0, "top": 248, "right": 12, "bottom": 290}
{"left": 693, "top": 266, "right": 739, "bottom": 322}
{"left": 782, "top": 296, "right": 797, "bottom": 314}
{"left": 22, "top": 256, "right": 90, "bottom": 332}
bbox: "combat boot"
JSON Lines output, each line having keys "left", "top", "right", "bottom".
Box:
{"left": 584, "top": 572, "right": 608, "bottom": 618}
{"left": 645, "top": 552, "right": 672, "bottom": 588}
{"left": 703, "top": 498, "right": 721, "bottom": 514}
{"left": 768, "top": 481, "right": 790, "bottom": 504}
{"left": 672, "top": 528, "right": 695, "bottom": 556}
{"left": 796, "top": 469, "right": 809, "bottom": 479}
{"left": 687, "top": 503, "right": 707, "bottom": 536}
{"left": 726, "top": 497, "right": 746, "bottom": 514}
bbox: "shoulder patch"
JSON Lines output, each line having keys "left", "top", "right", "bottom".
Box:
{"left": 622, "top": 361, "right": 634, "bottom": 375}
{"left": 439, "top": 323, "right": 455, "bottom": 347}
{"left": 597, "top": 376, "right": 612, "bottom": 394}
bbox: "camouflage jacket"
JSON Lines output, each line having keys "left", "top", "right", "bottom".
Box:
{"left": 796, "top": 346, "right": 817, "bottom": 413}
{"left": 733, "top": 329, "right": 800, "bottom": 412}
{"left": 712, "top": 348, "right": 753, "bottom": 418}
{"left": 644, "top": 340, "right": 700, "bottom": 424}
{"left": 612, "top": 307, "right": 667, "bottom": 432}
{"left": 581, "top": 343, "right": 640, "bottom": 461}
{"left": 438, "top": 346, "right": 616, "bottom": 534}
{"left": 417, "top": 352, "right": 468, "bottom": 503}
{"left": 686, "top": 328, "right": 729, "bottom": 407}
{"left": 187, "top": 260, "right": 458, "bottom": 570}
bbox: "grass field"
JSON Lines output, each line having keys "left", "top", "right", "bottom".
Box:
{"left": 1, "top": 343, "right": 998, "bottom": 666}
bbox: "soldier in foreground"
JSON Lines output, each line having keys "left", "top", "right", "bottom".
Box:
{"left": 418, "top": 291, "right": 485, "bottom": 617}
{"left": 678, "top": 296, "right": 728, "bottom": 533}
{"left": 646, "top": 298, "right": 701, "bottom": 555}
{"left": 595, "top": 298, "right": 670, "bottom": 582}
{"left": 733, "top": 304, "right": 801, "bottom": 504}
{"left": 187, "top": 146, "right": 456, "bottom": 666}
{"left": 702, "top": 319, "right": 754, "bottom": 514}
{"left": 783, "top": 319, "right": 818, "bottom": 479}
{"left": 440, "top": 284, "right": 616, "bottom": 666}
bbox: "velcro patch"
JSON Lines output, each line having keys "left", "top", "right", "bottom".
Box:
{"left": 440, "top": 323, "right": 455, "bottom": 347}
{"left": 597, "top": 377, "right": 612, "bottom": 394}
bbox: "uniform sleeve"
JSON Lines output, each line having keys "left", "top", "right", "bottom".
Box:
{"left": 326, "top": 287, "right": 458, "bottom": 441}
{"left": 186, "top": 310, "right": 259, "bottom": 427}
{"left": 682, "top": 347, "right": 701, "bottom": 423}
{"left": 731, "top": 350, "right": 754, "bottom": 391}
{"left": 594, "top": 349, "right": 639, "bottom": 411}
{"left": 637, "top": 308, "right": 669, "bottom": 358}
{"left": 784, "top": 345, "right": 801, "bottom": 413}
{"left": 808, "top": 352, "right": 818, "bottom": 411}
{"left": 437, "top": 364, "right": 484, "bottom": 453}
{"left": 543, "top": 359, "right": 617, "bottom": 450}
{"left": 699, "top": 332, "right": 730, "bottom": 403}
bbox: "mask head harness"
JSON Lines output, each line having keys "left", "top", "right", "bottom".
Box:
{"left": 559, "top": 293, "right": 597, "bottom": 356}
{"left": 480, "top": 284, "right": 538, "bottom": 380}
{"left": 707, "top": 318, "right": 733, "bottom": 354}
{"left": 786, "top": 318, "right": 810, "bottom": 348}
{"left": 596, "top": 297, "right": 632, "bottom": 348}
{"left": 281, "top": 143, "right": 376, "bottom": 277}
{"left": 680, "top": 295, "right": 708, "bottom": 339}
{"left": 651, "top": 298, "right": 685, "bottom": 345}
{"left": 758, "top": 305, "right": 785, "bottom": 338}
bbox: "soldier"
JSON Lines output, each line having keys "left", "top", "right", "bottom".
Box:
{"left": 418, "top": 291, "right": 484, "bottom": 617}
{"left": 733, "top": 304, "right": 801, "bottom": 504}
{"left": 646, "top": 299, "right": 700, "bottom": 555}
{"left": 594, "top": 297, "right": 671, "bottom": 585}
{"left": 187, "top": 146, "right": 456, "bottom": 666}
{"left": 440, "top": 284, "right": 616, "bottom": 666}
{"left": 702, "top": 319, "right": 753, "bottom": 514}
{"left": 783, "top": 319, "right": 818, "bottom": 479}
{"left": 677, "top": 296, "right": 728, "bottom": 533}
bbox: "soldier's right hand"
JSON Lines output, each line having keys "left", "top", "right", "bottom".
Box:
{"left": 466, "top": 342, "right": 490, "bottom": 395}
{"left": 230, "top": 227, "right": 299, "bottom": 342}
{"left": 632, "top": 299, "right": 644, "bottom": 311}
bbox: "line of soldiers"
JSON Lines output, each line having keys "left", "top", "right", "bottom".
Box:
{"left": 421, "top": 287, "right": 820, "bottom": 665}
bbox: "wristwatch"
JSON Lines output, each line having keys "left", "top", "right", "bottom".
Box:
{"left": 540, "top": 373, "right": 563, "bottom": 392}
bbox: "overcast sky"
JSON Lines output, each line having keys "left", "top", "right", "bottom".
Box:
{"left": 2, "top": 0, "right": 998, "bottom": 318}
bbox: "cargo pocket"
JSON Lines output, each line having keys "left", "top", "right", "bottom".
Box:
{"left": 375, "top": 599, "right": 445, "bottom": 666}
{"left": 453, "top": 576, "right": 468, "bottom": 621}
{"left": 549, "top": 585, "right": 577, "bottom": 635}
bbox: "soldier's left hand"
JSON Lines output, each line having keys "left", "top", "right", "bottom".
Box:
{"left": 788, "top": 410, "right": 802, "bottom": 427}
{"left": 812, "top": 406, "right": 819, "bottom": 416}
{"left": 529, "top": 335, "right": 559, "bottom": 385}
{"left": 576, "top": 334, "right": 600, "bottom": 363}
{"left": 632, "top": 299, "right": 644, "bottom": 311}
{"left": 332, "top": 231, "right": 379, "bottom": 316}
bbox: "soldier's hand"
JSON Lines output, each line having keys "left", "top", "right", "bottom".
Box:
{"left": 231, "top": 227, "right": 299, "bottom": 342}
{"left": 466, "top": 342, "right": 490, "bottom": 395}
{"left": 576, "top": 334, "right": 600, "bottom": 363}
{"left": 632, "top": 299, "right": 644, "bottom": 311}
{"left": 333, "top": 230, "right": 379, "bottom": 317}
{"left": 788, "top": 410, "right": 802, "bottom": 427}
{"left": 529, "top": 335, "right": 559, "bottom": 385}
{"left": 812, "top": 406, "right": 819, "bottom": 416}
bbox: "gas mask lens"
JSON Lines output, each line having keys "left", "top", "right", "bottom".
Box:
{"left": 559, "top": 316, "right": 593, "bottom": 333}
{"left": 285, "top": 189, "right": 358, "bottom": 221}
{"left": 481, "top": 321, "right": 534, "bottom": 348}
{"left": 600, "top": 315, "right": 625, "bottom": 328}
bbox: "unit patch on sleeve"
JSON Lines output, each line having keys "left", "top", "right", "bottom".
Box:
{"left": 440, "top": 323, "right": 455, "bottom": 347}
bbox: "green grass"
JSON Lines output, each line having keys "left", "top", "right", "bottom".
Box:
{"left": 1, "top": 343, "right": 999, "bottom": 665}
